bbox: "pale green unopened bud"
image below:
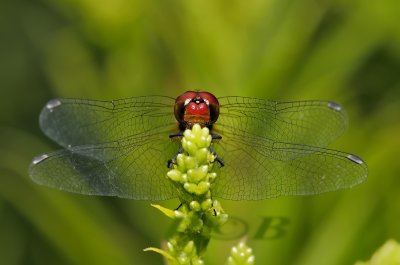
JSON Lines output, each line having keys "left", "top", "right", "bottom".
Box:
{"left": 184, "top": 155, "right": 196, "bottom": 169}
{"left": 183, "top": 181, "right": 210, "bottom": 195}
{"left": 184, "top": 241, "right": 194, "bottom": 254}
{"left": 182, "top": 138, "right": 197, "bottom": 156}
{"left": 190, "top": 201, "right": 201, "bottom": 211}
{"left": 227, "top": 242, "right": 255, "bottom": 265}
{"left": 209, "top": 172, "right": 217, "bottom": 182}
{"left": 167, "top": 169, "right": 182, "bottom": 182}
{"left": 355, "top": 239, "right": 400, "bottom": 265}
{"left": 187, "top": 165, "right": 209, "bottom": 183}
{"left": 201, "top": 199, "right": 213, "bottom": 211}
{"left": 195, "top": 148, "right": 209, "bottom": 164}
{"left": 178, "top": 255, "right": 188, "bottom": 264}
{"left": 176, "top": 154, "right": 186, "bottom": 170}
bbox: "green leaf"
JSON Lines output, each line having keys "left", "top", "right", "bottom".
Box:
{"left": 355, "top": 240, "right": 400, "bottom": 265}
{"left": 151, "top": 204, "right": 176, "bottom": 219}
{"left": 143, "top": 247, "right": 178, "bottom": 265}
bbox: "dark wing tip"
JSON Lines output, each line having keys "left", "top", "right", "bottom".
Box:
{"left": 345, "top": 153, "right": 368, "bottom": 189}
{"left": 31, "top": 153, "right": 50, "bottom": 165}
{"left": 327, "top": 101, "right": 342, "bottom": 112}
{"left": 45, "top": 99, "right": 62, "bottom": 110}
{"left": 346, "top": 153, "right": 365, "bottom": 165}
{"left": 28, "top": 153, "right": 50, "bottom": 184}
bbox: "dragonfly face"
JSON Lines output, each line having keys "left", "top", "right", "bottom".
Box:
{"left": 174, "top": 91, "right": 220, "bottom": 129}
{"left": 29, "top": 91, "right": 368, "bottom": 200}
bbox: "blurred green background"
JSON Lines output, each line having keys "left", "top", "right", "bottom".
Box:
{"left": 1, "top": 0, "right": 400, "bottom": 264}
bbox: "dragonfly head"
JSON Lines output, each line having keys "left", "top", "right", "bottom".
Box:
{"left": 174, "top": 91, "right": 220, "bottom": 129}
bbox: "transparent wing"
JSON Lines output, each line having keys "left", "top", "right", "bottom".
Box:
{"left": 39, "top": 96, "right": 176, "bottom": 147}
{"left": 211, "top": 126, "right": 367, "bottom": 200}
{"left": 217, "top": 97, "right": 348, "bottom": 147}
{"left": 29, "top": 128, "right": 180, "bottom": 200}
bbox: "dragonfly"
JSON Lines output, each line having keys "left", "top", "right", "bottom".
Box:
{"left": 29, "top": 91, "right": 367, "bottom": 200}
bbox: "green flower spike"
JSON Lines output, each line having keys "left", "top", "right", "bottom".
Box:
{"left": 146, "top": 124, "right": 228, "bottom": 265}
{"left": 227, "top": 242, "right": 255, "bottom": 265}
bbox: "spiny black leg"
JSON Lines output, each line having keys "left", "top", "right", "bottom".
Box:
{"left": 169, "top": 131, "right": 184, "bottom": 139}
{"left": 170, "top": 131, "right": 221, "bottom": 139}
{"left": 209, "top": 146, "right": 224, "bottom": 167}
{"left": 215, "top": 157, "right": 224, "bottom": 167}
{"left": 167, "top": 146, "right": 184, "bottom": 168}
{"left": 210, "top": 133, "right": 224, "bottom": 166}
{"left": 209, "top": 200, "right": 218, "bottom": 216}
{"left": 175, "top": 203, "right": 183, "bottom": 211}
{"left": 168, "top": 131, "right": 184, "bottom": 167}
{"left": 211, "top": 133, "right": 222, "bottom": 140}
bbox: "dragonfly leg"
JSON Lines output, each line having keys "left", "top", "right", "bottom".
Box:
{"left": 213, "top": 208, "right": 217, "bottom": 216}
{"left": 170, "top": 131, "right": 221, "bottom": 140}
{"left": 210, "top": 133, "right": 224, "bottom": 166}
{"left": 175, "top": 203, "right": 183, "bottom": 211}
{"left": 209, "top": 146, "right": 224, "bottom": 167}
{"left": 215, "top": 157, "right": 224, "bottom": 167}
{"left": 167, "top": 146, "right": 184, "bottom": 168}
{"left": 169, "top": 131, "right": 184, "bottom": 139}
{"left": 169, "top": 131, "right": 222, "bottom": 140}
{"left": 211, "top": 133, "right": 222, "bottom": 140}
